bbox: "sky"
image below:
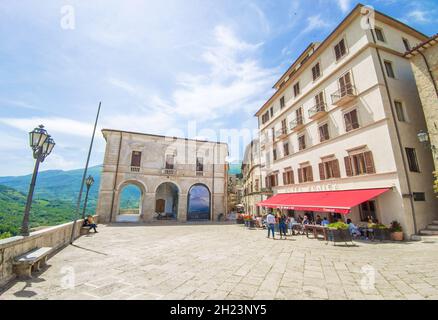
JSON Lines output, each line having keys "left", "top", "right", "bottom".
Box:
{"left": 0, "top": 0, "right": 437, "bottom": 176}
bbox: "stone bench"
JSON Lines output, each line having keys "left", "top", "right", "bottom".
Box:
{"left": 13, "top": 247, "right": 53, "bottom": 279}
{"left": 80, "top": 226, "right": 91, "bottom": 235}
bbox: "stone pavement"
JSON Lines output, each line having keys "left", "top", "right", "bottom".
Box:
{"left": 1, "top": 223, "right": 438, "bottom": 300}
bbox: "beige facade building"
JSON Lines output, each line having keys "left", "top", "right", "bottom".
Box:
{"left": 96, "top": 129, "right": 228, "bottom": 223}
{"left": 241, "top": 138, "right": 269, "bottom": 216}
{"left": 253, "top": 4, "right": 437, "bottom": 237}
{"left": 406, "top": 34, "right": 438, "bottom": 170}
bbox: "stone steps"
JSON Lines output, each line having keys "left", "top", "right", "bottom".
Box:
{"left": 419, "top": 229, "right": 438, "bottom": 236}
{"left": 426, "top": 224, "right": 438, "bottom": 230}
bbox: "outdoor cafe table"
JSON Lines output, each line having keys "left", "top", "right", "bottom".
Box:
{"left": 304, "top": 225, "right": 328, "bottom": 241}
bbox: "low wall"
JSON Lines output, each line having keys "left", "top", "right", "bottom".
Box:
{"left": 0, "top": 216, "right": 97, "bottom": 288}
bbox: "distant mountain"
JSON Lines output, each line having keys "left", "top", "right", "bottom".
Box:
{"left": 0, "top": 184, "right": 75, "bottom": 236}
{"left": 0, "top": 165, "right": 103, "bottom": 212}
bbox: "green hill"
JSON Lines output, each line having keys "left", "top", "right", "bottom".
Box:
{"left": 0, "top": 184, "right": 76, "bottom": 237}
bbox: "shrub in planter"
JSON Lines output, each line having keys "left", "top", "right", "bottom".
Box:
{"left": 389, "top": 221, "right": 403, "bottom": 241}
{"left": 327, "top": 222, "right": 352, "bottom": 243}
{"left": 372, "top": 224, "right": 390, "bottom": 241}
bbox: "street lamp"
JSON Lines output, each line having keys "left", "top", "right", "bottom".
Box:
{"left": 82, "top": 175, "right": 95, "bottom": 219}
{"left": 21, "top": 125, "right": 55, "bottom": 236}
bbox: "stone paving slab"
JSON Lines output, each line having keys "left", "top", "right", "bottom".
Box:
{"left": 1, "top": 224, "right": 438, "bottom": 300}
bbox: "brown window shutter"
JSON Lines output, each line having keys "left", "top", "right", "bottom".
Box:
{"left": 335, "top": 44, "right": 341, "bottom": 60}
{"left": 333, "top": 159, "right": 341, "bottom": 178}
{"left": 283, "top": 172, "right": 287, "bottom": 185}
{"left": 298, "top": 168, "right": 303, "bottom": 183}
{"left": 308, "top": 166, "right": 314, "bottom": 182}
{"left": 351, "top": 110, "right": 359, "bottom": 129}
{"left": 319, "top": 163, "right": 326, "bottom": 180}
{"left": 344, "top": 156, "right": 353, "bottom": 176}
{"left": 291, "top": 170, "right": 295, "bottom": 184}
{"left": 364, "top": 151, "right": 376, "bottom": 174}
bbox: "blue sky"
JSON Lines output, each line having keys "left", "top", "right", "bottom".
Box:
{"left": 0, "top": 0, "right": 437, "bottom": 176}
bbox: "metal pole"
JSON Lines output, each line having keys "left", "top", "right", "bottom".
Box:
{"left": 21, "top": 152, "right": 42, "bottom": 236}
{"left": 82, "top": 185, "right": 91, "bottom": 219}
{"left": 70, "top": 102, "right": 101, "bottom": 244}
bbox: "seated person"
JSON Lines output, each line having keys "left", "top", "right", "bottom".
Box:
{"left": 346, "top": 219, "right": 361, "bottom": 237}
{"left": 315, "top": 215, "right": 322, "bottom": 225}
{"left": 321, "top": 217, "right": 329, "bottom": 227}
{"left": 83, "top": 215, "right": 98, "bottom": 233}
{"left": 302, "top": 215, "right": 310, "bottom": 225}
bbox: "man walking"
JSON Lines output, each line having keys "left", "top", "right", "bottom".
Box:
{"left": 266, "top": 211, "right": 276, "bottom": 240}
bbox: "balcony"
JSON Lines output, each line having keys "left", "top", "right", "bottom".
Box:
{"left": 130, "top": 166, "right": 140, "bottom": 173}
{"left": 331, "top": 85, "right": 357, "bottom": 107}
{"left": 308, "top": 103, "right": 328, "bottom": 120}
{"left": 162, "top": 168, "right": 176, "bottom": 175}
{"left": 276, "top": 128, "right": 288, "bottom": 140}
{"left": 290, "top": 117, "right": 305, "bottom": 132}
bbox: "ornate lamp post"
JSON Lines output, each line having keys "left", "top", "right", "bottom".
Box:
{"left": 21, "top": 125, "right": 55, "bottom": 236}
{"left": 82, "top": 175, "right": 95, "bottom": 219}
{"left": 417, "top": 130, "right": 437, "bottom": 156}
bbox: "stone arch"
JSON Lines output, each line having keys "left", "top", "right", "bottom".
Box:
{"left": 155, "top": 181, "right": 180, "bottom": 220}
{"left": 187, "top": 183, "right": 211, "bottom": 221}
{"left": 114, "top": 179, "right": 147, "bottom": 222}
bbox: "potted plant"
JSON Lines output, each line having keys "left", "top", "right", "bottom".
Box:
{"left": 389, "top": 221, "right": 403, "bottom": 241}
{"left": 327, "top": 222, "right": 353, "bottom": 244}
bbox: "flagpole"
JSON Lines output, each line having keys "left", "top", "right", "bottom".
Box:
{"left": 70, "top": 102, "right": 101, "bottom": 244}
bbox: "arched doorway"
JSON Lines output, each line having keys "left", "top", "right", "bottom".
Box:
{"left": 187, "top": 184, "right": 211, "bottom": 221}
{"left": 117, "top": 183, "right": 143, "bottom": 222}
{"left": 155, "top": 182, "right": 179, "bottom": 220}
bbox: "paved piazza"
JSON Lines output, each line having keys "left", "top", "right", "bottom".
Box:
{"left": 1, "top": 224, "right": 438, "bottom": 300}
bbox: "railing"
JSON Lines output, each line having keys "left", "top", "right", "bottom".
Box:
{"left": 331, "top": 85, "right": 357, "bottom": 106}
{"left": 276, "top": 128, "right": 288, "bottom": 139}
{"left": 130, "top": 166, "right": 140, "bottom": 172}
{"left": 290, "top": 117, "right": 304, "bottom": 130}
{"left": 162, "top": 168, "right": 176, "bottom": 175}
{"left": 308, "top": 103, "right": 327, "bottom": 118}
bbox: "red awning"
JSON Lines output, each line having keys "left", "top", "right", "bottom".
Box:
{"left": 257, "top": 188, "right": 391, "bottom": 214}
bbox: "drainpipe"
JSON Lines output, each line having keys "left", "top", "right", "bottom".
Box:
{"left": 370, "top": 29, "right": 418, "bottom": 234}
{"left": 109, "top": 132, "right": 123, "bottom": 223}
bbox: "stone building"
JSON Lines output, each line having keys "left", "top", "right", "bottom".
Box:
{"left": 253, "top": 4, "right": 438, "bottom": 238}
{"left": 96, "top": 129, "right": 229, "bottom": 223}
{"left": 406, "top": 34, "right": 438, "bottom": 170}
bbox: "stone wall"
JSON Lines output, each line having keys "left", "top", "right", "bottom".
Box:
{"left": 0, "top": 217, "right": 95, "bottom": 288}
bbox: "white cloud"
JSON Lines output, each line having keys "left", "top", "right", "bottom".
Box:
{"left": 337, "top": 0, "right": 351, "bottom": 13}
{"left": 406, "top": 10, "right": 430, "bottom": 23}
{"left": 302, "top": 15, "right": 331, "bottom": 33}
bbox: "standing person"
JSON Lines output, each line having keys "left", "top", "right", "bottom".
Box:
{"left": 279, "top": 214, "right": 288, "bottom": 239}
{"left": 266, "top": 211, "right": 276, "bottom": 240}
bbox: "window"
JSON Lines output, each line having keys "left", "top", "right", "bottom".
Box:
{"left": 293, "top": 82, "right": 300, "bottom": 97}
{"left": 334, "top": 39, "right": 347, "bottom": 61}
{"left": 359, "top": 201, "right": 377, "bottom": 222}
{"left": 298, "top": 165, "right": 313, "bottom": 183}
{"left": 267, "top": 173, "right": 279, "bottom": 188}
{"left": 375, "top": 28, "right": 385, "bottom": 42}
{"left": 283, "top": 142, "right": 290, "bottom": 157}
{"left": 131, "top": 151, "right": 142, "bottom": 167}
{"left": 384, "top": 61, "right": 395, "bottom": 78}
{"left": 271, "top": 128, "right": 275, "bottom": 142}
{"left": 281, "top": 119, "right": 287, "bottom": 134}
{"left": 344, "top": 109, "right": 360, "bottom": 132}
{"left": 270, "top": 107, "right": 274, "bottom": 117}
{"left": 196, "top": 157, "right": 204, "bottom": 172}
{"left": 165, "top": 154, "right": 175, "bottom": 169}
{"left": 344, "top": 150, "right": 375, "bottom": 176}
{"left": 315, "top": 91, "right": 325, "bottom": 110}
{"left": 273, "top": 148, "right": 278, "bottom": 161}
{"left": 319, "top": 123, "right": 330, "bottom": 142}
{"left": 319, "top": 159, "right": 341, "bottom": 180}
{"left": 405, "top": 148, "right": 420, "bottom": 172}
{"left": 298, "top": 135, "right": 306, "bottom": 151}
{"left": 394, "top": 101, "right": 406, "bottom": 122}
{"left": 312, "top": 62, "right": 321, "bottom": 81}
{"left": 283, "top": 169, "right": 295, "bottom": 185}
{"left": 296, "top": 107, "right": 303, "bottom": 124}
{"left": 413, "top": 192, "right": 426, "bottom": 202}
{"left": 280, "top": 96, "right": 285, "bottom": 109}
{"left": 262, "top": 111, "right": 270, "bottom": 124}
{"left": 402, "top": 38, "right": 411, "bottom": 51}
{"left": 339, "top": 72, "right": 354, "bottom": 96}
{"left": 255, "top": 179, "right": 259, "bottom": 192}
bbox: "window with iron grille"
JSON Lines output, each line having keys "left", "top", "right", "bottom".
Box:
{"left": 405, "top": 148, "right": 420, "bottom": 172}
